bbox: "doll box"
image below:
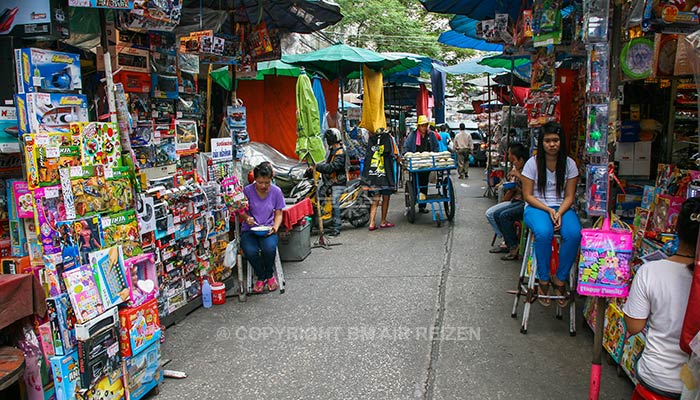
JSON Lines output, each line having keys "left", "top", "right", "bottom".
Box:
{"left": 123, "top": 252, "right": 158, "bottom": 307}
{"left": 118, "top": 297, "right": 161, "bottom": 357}
{"left": 577, "top": 224, "right": 634, "bottom": 298}
{"left": 46, "top": 293, "right": 77, "bottom": 356}
{"left": 15, "top": 93, "right": 88, "bottom": 136}
{"left": 14, "top": 48, "right": 83, "bottom": 94}
{"left": 124, "top": 333, "right": 162, "bottom": 400}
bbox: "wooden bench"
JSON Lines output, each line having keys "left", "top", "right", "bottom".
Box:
{"left": 0, "top": 347, "right": 25, "bottom": 392}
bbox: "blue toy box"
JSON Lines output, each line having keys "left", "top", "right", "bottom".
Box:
{"left": 15, "top": 92, "right": 88, "bottom": 136}
{"left": 124, "top": 331, "right": 162, "bottom": 400}
{"left": 46, "top": 293, "right": 77, "bottom": 356}
{"left": 15, "top": 48, "right": 82, "bottom": 94}
{"left": 50, "top": 351, "right": 81, "bottom": 400}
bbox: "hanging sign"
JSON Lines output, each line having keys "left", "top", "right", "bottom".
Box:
{"left": 211, "top": 138, "right": 234, "bottom": 162}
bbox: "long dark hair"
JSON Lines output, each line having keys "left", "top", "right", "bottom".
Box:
{"left": 536, "top": 122, "right": 568, "bottom": 199}
{"left": 677, "top": 197, "right": 700, "bottom": 271}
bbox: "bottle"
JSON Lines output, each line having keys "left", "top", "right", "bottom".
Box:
{"left": 202, "top": 279, "right": 213, "bottom": 309}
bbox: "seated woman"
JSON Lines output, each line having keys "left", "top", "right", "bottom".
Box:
{"left": 240, "top": 162, "right": 285, "bottom": 293}
{"left": 624, "top": 197, "right": 698, "bottom": 400}
{"left": 492, "top": 143, "right": 528, "bottom": 261}
{"left": 520, "top": 122, "right": 581, "bottom": 307}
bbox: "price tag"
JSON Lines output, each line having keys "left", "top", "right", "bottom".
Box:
{"left": 35, "top": 135, "right": 49, "bottom": 146}
{"left": 45, "top": 187, "right": 59, "bottom": 198}
{"left": 104, "top": 167, "right": 114, "bottom": 179}
{"left": 45, "top": 146, "right": 59, "bottom": 158}
{"left": 70, "top": 166, "right": 83, "bottom": 177}
{"left": 107, "top": 343, "right": 119, "bottom": 357}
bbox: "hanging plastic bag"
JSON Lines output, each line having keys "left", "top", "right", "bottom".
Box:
{"left": 577, "top": 216, "right": 633, "bottom": 297}
{"left": 223, "top": 240, "right": 237, "bottom": 269}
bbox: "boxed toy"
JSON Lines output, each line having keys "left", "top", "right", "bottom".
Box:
{"left": 70, "top": 122, "right": 122, "bottom": 167}
{"left": 68, "top": 0, "right": 134, "bottom": 9}
{"left": 7, "top": 179, "right": 27, "bottom": 257}
{"left": 603, "top": 302, "right": 626, "bottom": 363}
{"left": 15, "top": 93, "right": 89, "bottom": 136}
{"left": 118, "top": 297, "right": 161, "bottom": 357}
{"left": 63, "top": 264, "right": 104, "bottom": 324}
{"left": 24, "top": 132, "right": 82, "bottom": 189}
{"left": 74, "top": 216, "right": 104, "bottom": 266}
{"left": 50, "top": 351, "right": 81, "bottom": 400}
{"left": 102, "top": 210, "right": 143, "bottom": 258}
{"left": 96, "top": 45, "right": 149, "bottom": 73}
{"left": 75, "top": 372, "right": 125, "bottom": 400}
{"left": 114, "top": 71, "right": 151, "bottom": 93}
{"left": 0, "top": 0, "right": 70, "bottom": 39}
{"left": 38, "top": 322, "right": 55, "bottom": 360}
{"left": 76, "top": 324, "right": 121, "bottom": 389}
{"left": 62, "top": 166, "right": 107, "bottom": 219}
{"left": 14, "top": 48, "right": 82, "bottom": 94}
{"left": 75, "top": 306, "right": 119, "bottom": 341}
{"left": 89, "top": 246, "right": 128, "bottom": 309}
{"left": 124, "top": 253, "right": 158, "bottom": 306}
{"left": 44, "top": 252, "right": 67, "bottom": 297}
{"left": 34, "top": 185, "right": 67, "bottom": 255}
{"left": 46, "top": 293, "right": 77, "bottom": 356}
{"left": 0, "top": 106, "right": 21, "bottom": 153}
{"left": 124, "top": 334, "right": 162, "bottom": 400}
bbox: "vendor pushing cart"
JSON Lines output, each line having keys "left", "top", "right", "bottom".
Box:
{"left": 402, "top": 151, "right": 457, "bottom": 227}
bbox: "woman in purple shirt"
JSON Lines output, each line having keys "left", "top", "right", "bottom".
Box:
{"left": 240, "top": 163, "right": 285, "bottom": 293}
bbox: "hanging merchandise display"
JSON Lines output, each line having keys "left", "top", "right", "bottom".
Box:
{"left": 587, "top": 43, "right": 610, "bottom": 94}
{"left": 586, "top": 104, "right": 609, "bottom": 155}
{"left": 583, "top": 0, "right": 610, "bottom": 42}
{"left": 586, "top": 164, "right": 610, "bottom": 215}
{"left": 531, "top": 0, "right": 563, "bottom": 47}
{"left": 620, "top": 37, "right": 654, "bottom": 80}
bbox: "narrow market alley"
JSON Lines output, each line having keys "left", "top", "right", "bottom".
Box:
{"left": 157, "top": 173, "right": 635, "bottom": 400}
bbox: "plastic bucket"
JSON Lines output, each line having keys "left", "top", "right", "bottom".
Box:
{"left": 211, "top": 282, "right": 226, "bottom": 305}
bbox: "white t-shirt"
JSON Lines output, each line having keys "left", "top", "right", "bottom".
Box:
{"left": 521, "top": 156, "right": 578, "bottom": 207}
{"left": 623, "top": 259, "right": 692, "bottom": 394}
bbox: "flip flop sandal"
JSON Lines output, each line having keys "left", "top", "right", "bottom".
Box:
{"left": 536, "top": 282, "right": 551, "bottom": 307}
{"left": 501, "top": 253, "right": 518, "bottom": 260}
{"left": 489, "top": 246, "right": 508, "bottom": 253}
{"left": 368, "top": 226, "right": 379, "bottom": 231}
{"left": 553, "top": 282, "right": 571, "bottom": 307}
{"left": 380, "top": 222, "right": 395, "bottom": 229}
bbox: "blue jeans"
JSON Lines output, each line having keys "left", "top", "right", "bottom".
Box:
{"left": 523, "top": 206, "right": 581, "bottom": 282}
{"left": 494, "top": 201, "right": 524, "bottom": 250}
{"left": 240, "top": 231, "right": 278, "bottom": 281}
{"left": 486, "top": 201, "right": 514, "bottom": 238}
{"left": 330, "top": 186, "right": 344, "bottom": 234}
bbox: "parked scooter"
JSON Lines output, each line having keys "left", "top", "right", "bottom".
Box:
{"left": 289, "top": 173, "right": 371, "bottom": 229}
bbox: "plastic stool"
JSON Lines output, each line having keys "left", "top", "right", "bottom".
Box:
{"left": 245, "top": 249, "right": 286, "bottom": 295}
{"left": 510, "top": 230, "right": 577, "bottom": 335}
{"left": 632, "top": 384, "right": 678, "bottom": 400}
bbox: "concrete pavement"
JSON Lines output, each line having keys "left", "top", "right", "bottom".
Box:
{"left": 155, "top": 169, "right": 634, "bottom": 399}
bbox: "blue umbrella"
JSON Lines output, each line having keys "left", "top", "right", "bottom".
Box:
{"left": 420, "top": 0, "right": 532, "bottom": 20}
{"left": 311, "top": 77, "right": 327, "bottom": 131}
{"left": 438, "top": 30, "right": 504, "bottom": 52}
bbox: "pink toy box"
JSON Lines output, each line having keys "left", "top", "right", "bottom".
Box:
{"left": 577, "top": 218, "right": 633, "bottom": 298}
{"left": 124, "top": 252, "right": 158, "bottom": 307}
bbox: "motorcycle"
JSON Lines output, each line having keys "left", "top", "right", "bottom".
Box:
{"left": 289, "top": 174, "right": 371, "bottom": 229}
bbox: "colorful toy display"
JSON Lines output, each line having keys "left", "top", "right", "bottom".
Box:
{"left": 89, "top": 246, "right": 128, "bottom": 309}
{"left": 14, "top": 48, "right": 83, "bottom": 94}
{"left": 586, "top": 164, "right": 609, "bottom": 216}
{"left": 578, "top": 218, "right": 633, "bottom": 297}
{"left": 124, "top": 253, "right": 158, "bottom": 306}
{"left": 118, "top": 298, "right": 161, "bottom": 357}
{"left": 15, "top": 93, "right": 89, "bottom": 136}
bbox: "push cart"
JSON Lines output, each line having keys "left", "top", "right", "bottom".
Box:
{"left": 403, "top": 152, "right": 457, "bottom": 227}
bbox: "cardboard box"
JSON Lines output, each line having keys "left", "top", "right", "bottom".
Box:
{"left": 114, "top": 71, "right": 151, "bottom": 93}
{"left": 0, "top": 0, "right": 70, "bottom": 39}
{"left": 0, "top": 107, "right": 21, "bottom": 153}
{"left": 124, "top": 333, "right": 162, "bottom": 400}
{"left": 50, "top": 351, "right": 81, "bottom": 400}
{"left": 14, "top": 48, "right": 82, "bottom": 94}
{"left": 96, "top": 45, "right": 149, "bottom": 73}
{"left": 46, "top": 293, "right": 77, "bottom": 356}
{"left": 118, "top": 297, "right": 160, "bottom": 357}
{"left": 15, "top": 93, "right": 88, "bottom": 136}
{"left": 76, "top": 324, "right": 121, "bottom": 389}
{"left": 74, "top": 306, "right": 119, "bottom": 341}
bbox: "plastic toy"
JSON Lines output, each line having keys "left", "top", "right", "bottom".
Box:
{"left": 15, "top": 93, "right": 89, "bottom": 136}
{"left": 89, "top": 245, "right": 128, "bottom": 309}
{"left": 641, "top": 185, "right": 656, "bottom": 209}
{"left": 586, "top": 164, "right": 609, "bottom": 216}
{"left": 583, "top": 0, "right": 610, "bottom": 42}
{"left": 586, "top": 104, "right": 609, "bottom": 155}
{"left": 652, "top": 194, "right": 683, "bottom": 236}
{"left": 132, "top": 145, "right": 156, "bottom": 169}
{"left": 118, "top": 297, "right": 161, "bottom": 357}
{"left": 24, "top": 132, "right": 81, "bottom": 189}
{"left": 577, "top": 217, "right": 633, "bottom": 297}
{"left": 63, "top": 264, "right": 104, "bottom": 324}
{"left": 633, "top": 207, "right": 651, "bottom": 248}
{"left": 45, "top": 293, "right": 77, "bottom": 356}
{"left": 63, "top": 166, "right": 107, "bottom": 218}
{"left": 588, "top": 43, "right": 610, "bottom": 94}
{"left": 124, "top": 335, "right": 162, "bottom": 400}
{"left": 123, "top": 252, "right": 158, "bottom": 307}
{"left": 34, "top": 185, "right": 67, "bottom": 255}
{"left": 49, "top": 351, "right": 80, "bottom": 400}
{"left": 105, "top": 167, "right": 134, "bottom": 214}
{"left": 174, "top": 119, "right": 198, "bottom": 152}
{"left": 14, "top": 48, "right": 82, "bottom": 94}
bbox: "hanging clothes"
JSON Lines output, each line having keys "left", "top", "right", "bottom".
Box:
{"left": 359, "top": 65, "right": 387, "bottom": 133}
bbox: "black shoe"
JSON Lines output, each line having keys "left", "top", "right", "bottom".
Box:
{"left": 465, "top": 174, "right": 469, "bottom": 178}
{"left": 419, "top": 208, "right": 430, "bottom": 214}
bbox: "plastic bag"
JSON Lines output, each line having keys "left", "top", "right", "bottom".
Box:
{"left": 223, "top": 240, "right": 237, "bottom": 268}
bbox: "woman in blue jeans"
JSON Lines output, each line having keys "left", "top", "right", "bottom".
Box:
{"left": 240, "top": 163, "right": 285, "bottom": 293}
{"left": 521, "top": 123, "right": 581, "bottom": 307}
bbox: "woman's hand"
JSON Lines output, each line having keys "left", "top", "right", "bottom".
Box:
{"left": 245, "top": 215, "right": 256, "bottom": 226}
{"left": 267, "top": 225, "right": 278, "bottom": 236}
{"left": 549, "top": 208, "right": 561, "bottom": 230}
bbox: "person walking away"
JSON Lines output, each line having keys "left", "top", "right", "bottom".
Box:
{"left": 436, "top": 124, "right": 451, "bottom": 152}
{"left": 492, "top": 143, "right": 528, "bottom": 260}
{"left": 362, "top": 128, "right": 397, "bottom": 230}
{"left": 240, "top": 163, "right": 285, "bottom": 293}
{"left": 453, "top": 123, "right": 473, "bottom": 179}
{"left": 314, "top": 128, "right": 347, "bottom": 237}
{"left": 624, "top": 197, "right": 700, "bottom": 400}
{"left": 402, "top": 115, "right": 439, "bottom": 213}
{"left": 520, "top": 122, "right": 581, "bottom": 307}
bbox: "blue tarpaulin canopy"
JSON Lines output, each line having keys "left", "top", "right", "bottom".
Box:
{"left": 438, "top": 30, "right": 504, "bottom": 52}
{"left": 420, "top": 0, "right": 533, "bottom": 20}
{"left": 432, "top": 57, "right": 508, "bottom": 76}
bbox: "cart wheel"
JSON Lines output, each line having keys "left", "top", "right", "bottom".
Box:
{"left": 405, "top": 181, "right": 416, "bottom": 223}
{"left": 441, "top": 177, "right": 455, "bottom": 221}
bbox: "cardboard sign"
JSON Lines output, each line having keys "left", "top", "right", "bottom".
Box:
{"left": 211, "top": 137, "right": 233, "bottom": 162}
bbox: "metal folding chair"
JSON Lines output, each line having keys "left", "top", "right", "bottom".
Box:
{"left": 245, "top": 249, "right": 286, "bottom": 295}
{"left": 510, "top": 230, "right": 577, "bottom": 335}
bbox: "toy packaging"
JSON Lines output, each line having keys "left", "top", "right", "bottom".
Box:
{"left": 102, "top": 210, "right": 143, "bottom": 258}
{"left": 586, "top": 164, "right": 608, "bottom": 216}
{"left": 38, "top": 322, "right": 55, "bottom": 360}
{"left": 633, "top": 207, "right": 651, "bottom": 248}
{"left": 651, "top": 194, "right": 683, "bottom": 236}
{"left": 118, "top": 297, "right": 161, "bottom": 357}
{"left": 124, "top": 334, "right": 162, "bottom": 400}
{"left": 578, "top": 218, "right": 634, "bottom": 298}
{"left": 63, "top": 166, "right": 107, "bottom": 218}
{"left": 63, "top": 264, "right": 104, "bottom": 324}
{"left": 588, "top": 43, "right": 610, "bottom": 94}
{"left": 0, "top": 106, "right": 20, "bottom": 153}
{"left": 50, "top": 351, "right": 81, "bottom": 400}
{"left": 76, "top": 324, "right": 121, "bottom": 389}
{"left": 46, "top": 293, "right": 77, "bottom": 356}
{"left": 70, "top": 122, "right": 123, "bottom": 167}
{"left": 12, "top": 181, "right": 33, "bottom": 218}
{"left": 75, "top": 306, "right": 119, "bottom": 341}
{"left": 34, "top": 185, "right": 67, "bottom": 255}
{"left": 75, "top": 215, "right": 104, "bottom": 266}
{"left": 641, "top": 185, "right": 656, "bottom": 210}
{"left": 15, "top": 93, "right": 89, "bottom": 136}
{"left": 586, "top": 104, "right": 609, "bottom": 155}
{"left": 175, "top": 119, "right": 198, "bottom": 152}
{"left": 124, "top": 252, "right": 158, "bottom": 306}
{"left": 75, "top": 372, "right": 125, "bottom": 400}
{"left": 104, "top": 167, "right": 134, "bottom": 214}
{"left": 44, "top": 252, "right": 67, "bottom": 297}
{"left": 89, "top": 246, "right": 128, "bottom": 309}
{"left": 54, "top": 219, "right": 80, "bottom": 270}
{"left": 24, "top": 132, "right": 82, "bottom": 189}
{"left": 14, "top": 48, "right": 83, "bottom": 94}
{"left": 620, "top": 332, "right": 646, "bottom": 384}
{"left": 603, "top": 302, "right": 626, "bottom": 363}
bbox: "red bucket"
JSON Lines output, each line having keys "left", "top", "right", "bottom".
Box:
{"left": 211, "top": 282, "right": 226, "bottom": 305}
